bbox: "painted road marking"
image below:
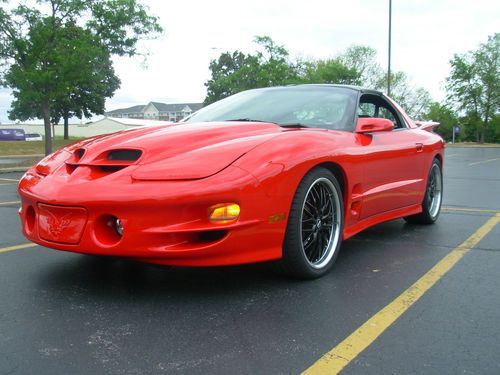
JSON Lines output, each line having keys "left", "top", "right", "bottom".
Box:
{"left": 303, "top": 213, "right": 500, "bottom": 375}
{"left": 0, "top": 200, "right": 21, "bottom": 206}
{"left": 0, "top": 183, "right": 18, "bottom": 186}
{"left": 468, "top": 157, "right": 500, "bottom": 166}
{"left": 442, "top": 207, "right": 500, "bottom": 214}
{"left": 0, "top": 177, "right": 20, "bottom": 182}
{"left": 0, "top": 243, "right": 37, "bottom": 253}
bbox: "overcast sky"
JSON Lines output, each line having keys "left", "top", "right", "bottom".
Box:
{"left": 0, "top": 0, "right": 499, "bottom": 123}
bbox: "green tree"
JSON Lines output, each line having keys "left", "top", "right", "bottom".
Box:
{"left": 376, "top": 71, "right": 432, "bottom": 119}
{"left": 302, "top": 58, "right": 359, "bottom": 85}
{"left": 338, "top": 45, "right": 383, "bottom": 87}
{"left": 8, "top": 22, "right": 121, "bottom": 139}
{"left": 0, "top": 0, "right": 162, "bottom": 154}
{"left": 338, "top": 45, "right": 432, "bottom": 118}
{"left": 204, "top": 51, "right": 256, "bottom": 105}
{"left": 423, "top": 102, "right": 459, "bottom": 141}
{"left": 446, "top": 33, "right": 499, "bottom": 143}
{"left": 204, "top": 36, "right": 301, "bottom": 105}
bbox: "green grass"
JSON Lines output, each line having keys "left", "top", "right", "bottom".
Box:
{"left": 0, "top": 136, "right": 85, "bottom": 156}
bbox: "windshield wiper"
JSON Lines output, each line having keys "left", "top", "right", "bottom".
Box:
{"left": 225, "top": 118, "right": 275, "bottom": 123}
{"left": 224, "top": 119, "right": 307, "bottom": 128}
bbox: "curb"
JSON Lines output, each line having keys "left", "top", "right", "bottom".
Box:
{"left": 0, "top": 154, "right": 45, "bottom": 158}
{"left": 0, "top": 167, "right": 29, "bottom": 173}
{"left": 447, "top": 144, "right": 500, "bottom": 148}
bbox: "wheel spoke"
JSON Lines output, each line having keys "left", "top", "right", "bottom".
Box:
{"left": 303, "top": 204, "right": 314, "bottom": 219}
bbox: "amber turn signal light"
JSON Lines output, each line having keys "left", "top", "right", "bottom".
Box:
{"left": 209, "top": 203, "right": 240, "bottom": 223}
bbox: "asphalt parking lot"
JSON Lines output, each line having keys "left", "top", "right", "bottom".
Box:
{"left": 1, "top": 147, "right": 499, "bottom": 375}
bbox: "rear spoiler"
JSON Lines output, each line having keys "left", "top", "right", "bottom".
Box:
{"left": 415, "top": 121, "right": 440, "bottom": 133}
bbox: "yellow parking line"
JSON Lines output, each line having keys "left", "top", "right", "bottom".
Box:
{"left": 0, "top": 200, "right": 21, "bottom": 206}
{"left": 0, "top": 243, "right": 37, "bottom": 253}
{"left": 442, "top": 207, "right": 500, "bottom": 214}
{"left": 0, "top": 177, "right": 20, "bottom": 182}
{"left": 303, "top": 213, "right": 500, "bottom": 375}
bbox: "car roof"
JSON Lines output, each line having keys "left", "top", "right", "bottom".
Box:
{"left": 255, "top": 84, "right": 384, "bottom": 97}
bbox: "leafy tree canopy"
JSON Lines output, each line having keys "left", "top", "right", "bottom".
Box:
{"left": 204, "top": 36, "right": 301, "bottom": 105}
{"left": 423, "top": 102, "right": 459, "bottom": 142}
{"left": 204, "top": 37, "right": 433, "bottom": 119}
{"left": 446, "top": 33, "right": 499, "bottom": 143}
{"left": 0, "top": 0, "right": 162, "bottom": 154}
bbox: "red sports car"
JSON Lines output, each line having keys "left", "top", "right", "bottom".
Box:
{"left": 18, "top": 85, "right": 444, "bottom": 278}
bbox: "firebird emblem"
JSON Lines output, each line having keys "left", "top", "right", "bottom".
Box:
{"left": 45, "top": 211, "right": 73, "bottom": 237}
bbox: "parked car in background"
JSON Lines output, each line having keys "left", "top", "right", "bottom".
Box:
{"left": 25, "top": 133, "right": 43, "bottom": 141}
{"left": 0, "top": 128, "right": 25, "bottom": 141}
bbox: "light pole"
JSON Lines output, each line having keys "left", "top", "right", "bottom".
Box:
{"left": 387, "top": 0, "right": 392, "bottom": 97}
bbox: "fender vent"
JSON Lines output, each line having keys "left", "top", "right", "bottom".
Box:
{"left": 107, "top": 149, "right": 142, "bottom": 161}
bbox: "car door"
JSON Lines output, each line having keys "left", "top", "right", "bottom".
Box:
{"left": 357, "top": 94, "right": 425, "bottom": 219}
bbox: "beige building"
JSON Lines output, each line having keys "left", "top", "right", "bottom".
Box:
{"left": 106, "top": 102, "right": 203, "bottom": 122}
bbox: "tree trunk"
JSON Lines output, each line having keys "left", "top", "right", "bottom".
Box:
{"left": 42, "top": 100, "right": 53, "bottom": 155}
{"left": 64, "top": 112, "right": 69, "bottom": 140}
{"left": 481, "top": 105, "right": 490, "bottom": 145}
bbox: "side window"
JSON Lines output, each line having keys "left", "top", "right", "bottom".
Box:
{"left": 358, "top": 102, "right": 376, "bottom": 117}
{"left": 379, "top": 107, "right": 397, "bottom": 124}
{"left": 358, "top": 94, "right": 406, "bottom": 130}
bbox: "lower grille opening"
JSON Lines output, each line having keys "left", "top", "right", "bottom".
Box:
{"left": 196, "top": 230, "right": 227, "bottom": 243}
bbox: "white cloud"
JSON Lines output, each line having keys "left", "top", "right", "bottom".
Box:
{"left": 0, "top": 0, "right": 499, "bottom": 123}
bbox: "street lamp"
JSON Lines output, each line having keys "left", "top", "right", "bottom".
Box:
{"left": 387, "top": 0, "right": 392, "bottom": 97}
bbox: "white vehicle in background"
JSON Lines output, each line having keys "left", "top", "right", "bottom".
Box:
{"left": 25, "top": 133, "right": 43, "bottom": 141}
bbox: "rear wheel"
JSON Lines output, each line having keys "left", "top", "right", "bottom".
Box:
{"left": 281, "top": 167, "right": 344, "bottom": 279}
{"left": 404, "top": 158, "right": 443, "bottom": 224}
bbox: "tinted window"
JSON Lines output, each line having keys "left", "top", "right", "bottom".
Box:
{"left": 358, "top": 94, "right": 405, "bottom": 129}
{"left": 185, "top": 86, "right": 358, "bottom": 131}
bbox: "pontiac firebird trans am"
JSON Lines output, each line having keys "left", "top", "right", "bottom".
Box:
{"left": 18, "top": 85, "right": 444, "bottom": 278}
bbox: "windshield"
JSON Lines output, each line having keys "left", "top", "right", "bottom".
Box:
{"left": 184, "top": 86, "right": 358, "bottom": 131}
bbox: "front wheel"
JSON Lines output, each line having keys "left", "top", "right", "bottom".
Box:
{"left": 404, "top": 158, "right": 443, "bottom": 224}
{"left": 280, "top": 167, "right": 344, "bottom": 279}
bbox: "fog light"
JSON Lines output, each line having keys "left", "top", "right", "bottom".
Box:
{"left": 107, "top": 217, "right": 124, "bottom": 236}
{"left": 115, "top": 218, "right": 124, "bottom": 236}
{"left": 209, "top": 203, "right": 240, "bottom": 223}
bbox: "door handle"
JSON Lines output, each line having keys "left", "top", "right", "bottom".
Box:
{"left": 416, "top": 143, "right": 424, "bottom": 152}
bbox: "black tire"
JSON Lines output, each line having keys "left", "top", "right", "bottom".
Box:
{"left": 404, "top": 158, "right": 443, "bottom": 224}
{"left": 280, "top": 167, "right": 344, "bottom": 279}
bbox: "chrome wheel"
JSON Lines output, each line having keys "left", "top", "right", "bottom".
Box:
{"left": 427, "top": 162, "right": 442, "bottom": 219}
{"left": 300, "top": 177, "right": 341, "bottom": 269}
{"left": 281, "top": 167, "right": 344, "bottom": 279}
{"left": 404, "top": 158, "right": 443, "bottom": 225}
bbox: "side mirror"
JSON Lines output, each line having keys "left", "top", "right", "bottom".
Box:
{"left": 355, "top": 117, "right": 394, "bottom": 133}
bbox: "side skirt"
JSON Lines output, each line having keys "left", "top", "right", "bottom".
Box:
{"left": 343, "top": 204, "right": 422, "bottom": 240}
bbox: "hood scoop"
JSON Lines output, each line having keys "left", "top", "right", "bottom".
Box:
{"left": 107, "top": 149, "right": 142, "bottom": 161}
{"left": 65, "top": 148, "right": 143, "bottom": 177}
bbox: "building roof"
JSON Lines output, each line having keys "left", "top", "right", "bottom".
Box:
{"left": 105, "top": 104, "right": 145, "bottom": 115}
{"left": 150, "top": 102, "right": 204, "bottom": 113}
{"left": 105, "top": 102, "right": 203, "bottom": 116}
{"left": 83, "top": 117, "right": 173, "bottom": 128}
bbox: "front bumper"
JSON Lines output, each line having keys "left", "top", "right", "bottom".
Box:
{"left": 18, "top": 165, "right": 287, "bottom": 266}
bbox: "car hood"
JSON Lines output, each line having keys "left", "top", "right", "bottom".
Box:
{"left": 65, "top": 122, "right": 283, "bottom": 180}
